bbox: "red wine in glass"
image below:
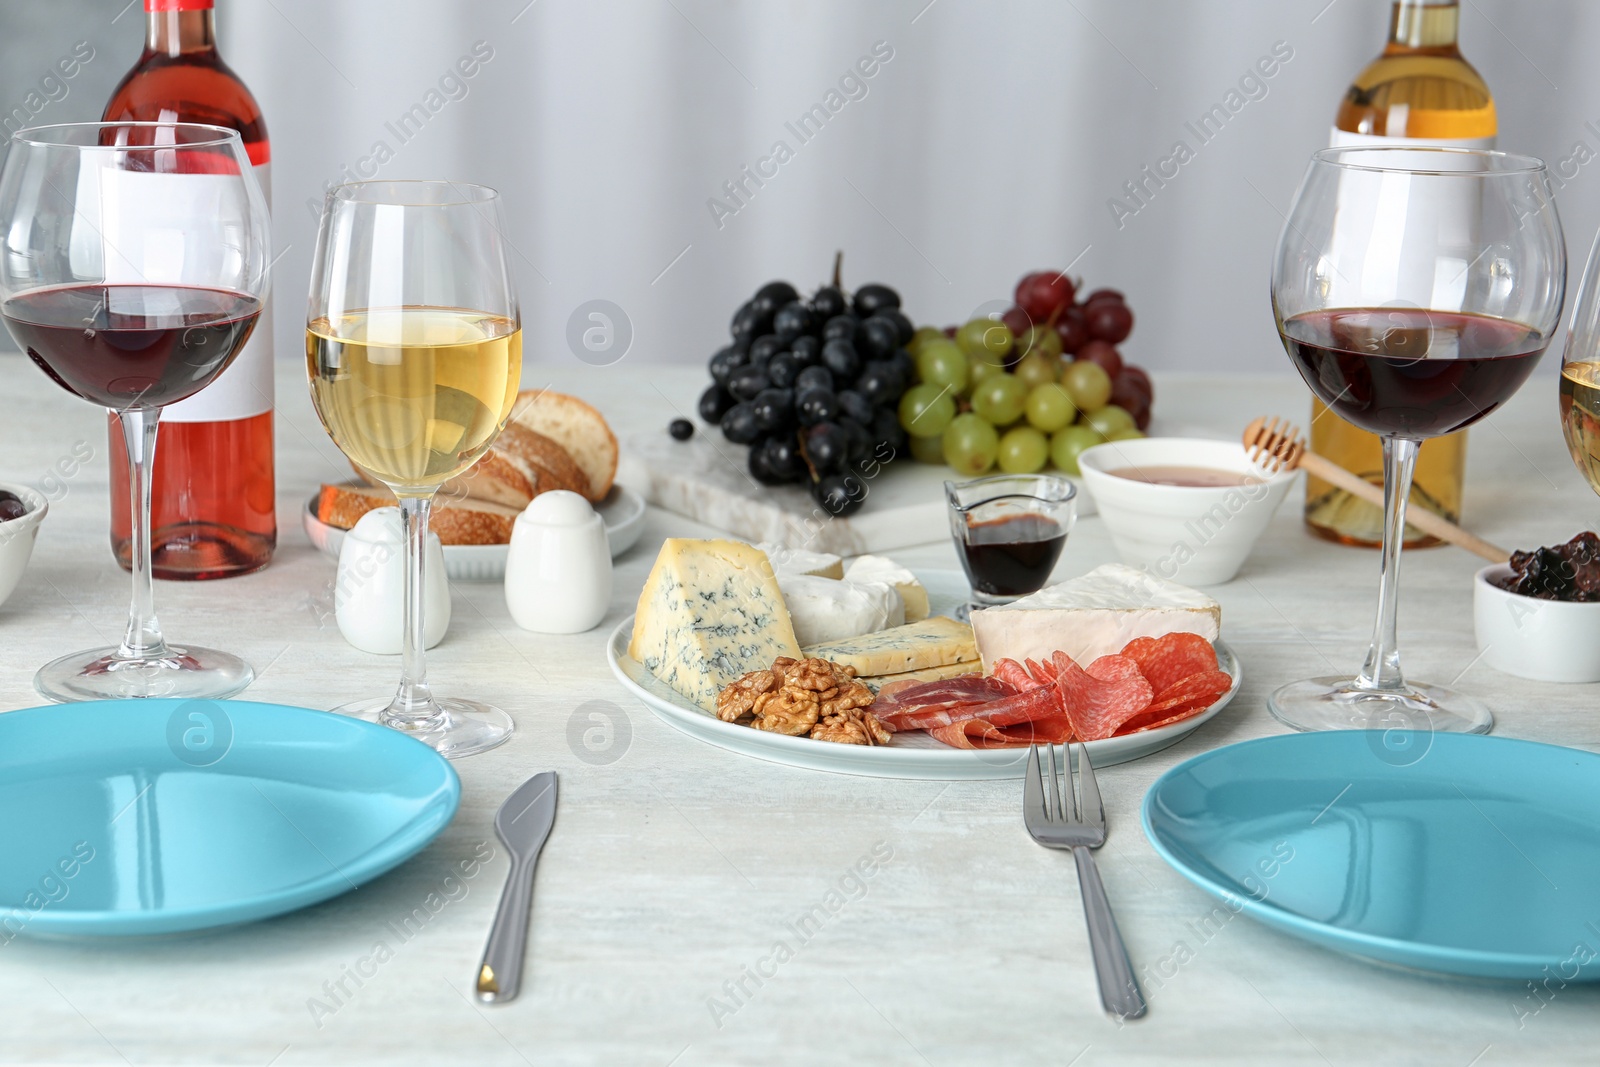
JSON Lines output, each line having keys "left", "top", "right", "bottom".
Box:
{"left": 1281, "top": 308, "right": 1547, "bottom": 438}
{"left": 0, "top": 285, "right": 260, "bottom": 411}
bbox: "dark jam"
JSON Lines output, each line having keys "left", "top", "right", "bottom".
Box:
{"left": 959, "top": 514, "right": 1067, "bottom": 597}
{"left": 1494, "top": 532, "right": 1600, "bottom": 601}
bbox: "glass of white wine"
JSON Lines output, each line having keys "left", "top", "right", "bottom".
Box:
{"left": 1562, "top": 230, "right": 1600, "bottom": 500}
{"left": 307, "top": 181, "right": 522, "bottom": 757}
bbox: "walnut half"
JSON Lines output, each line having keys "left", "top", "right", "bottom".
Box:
{"left": 814, "top": 706, "right": 893, "bottom": 746}
{"left": 716, "top": 669, "right": 778, "bottom": 723}
{"left": 751, "top": 688, "right": 820, "bottom": 735}
{"left": 716, "top": 657, "right": 892, "bottom": 746}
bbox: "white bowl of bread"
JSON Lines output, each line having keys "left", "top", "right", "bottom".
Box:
{"left": 304, "top": 390, "right": 646, "bottom": 579}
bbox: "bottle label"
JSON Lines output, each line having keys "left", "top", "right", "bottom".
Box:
{"left": 163, "top": 162, "right": 274, "bottom": 424}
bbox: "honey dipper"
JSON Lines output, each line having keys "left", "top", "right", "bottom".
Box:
{"left": 1242, "top": 416, "right": 1510, "bottom": 564}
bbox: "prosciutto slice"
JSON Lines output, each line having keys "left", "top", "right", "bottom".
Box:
{"left": 929, "top": 712, "right": 1074, "bottom": 749}
{"left": 876, "top": 675, "right": 1013, "bottom": 707}
{"left": 878, "top": 681, "right": 1061, "bottom": 732}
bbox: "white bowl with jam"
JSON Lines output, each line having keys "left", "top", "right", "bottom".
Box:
{"left": 1474, "top": 557, "right": 1600, "bottom": 683}
{"left": 1077, "top": 438, "right": 1299, "bottom": 585}
{"left": 0, "top": 481, "right": 47, "bottom": 610}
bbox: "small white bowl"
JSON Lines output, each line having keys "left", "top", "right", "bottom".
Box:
{"left": 1474, "top": 563, "right": 1600, "bottom": 683}
{"left": 0, "top": 482, "right": 47, "bottom": 609}
{"left": 1077, "top": 438, "right": 1299, "bottom": 586}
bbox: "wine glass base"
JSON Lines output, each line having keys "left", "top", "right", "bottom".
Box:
{"left": 1268, "top": 676, "right": 1493, "bottom": 735}
{"left": 35, "top": 645, "right": 254, "bottom": 703}
{"left": 332, "top": 696, "right": 513, "bottom": 759}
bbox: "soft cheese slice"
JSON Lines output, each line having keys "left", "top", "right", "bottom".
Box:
{"left": 778, "top": 575, "right": 904, "bottom": 646}
{"left": 756, "top": 542, "right": 844, "bottom": 580}
{"left": 629, "top": 539, "right": 801, "bottom": 711}
{"left": 970, "top": 562, "right": 1220, "bottom": 672}
{"left": 803, "top": 616, "right": 977, "bottom": 676}
{"left": 844, "top": 555, "right": 929, "bottom": 623}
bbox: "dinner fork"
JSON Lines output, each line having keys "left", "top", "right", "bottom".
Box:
{"left": 1024, "top": 743, "right": 1147, "bottom": 1020}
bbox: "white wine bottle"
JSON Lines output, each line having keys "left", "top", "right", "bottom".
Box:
{"left": 1309, "top": 0, "right": 1494, "bottom": 548}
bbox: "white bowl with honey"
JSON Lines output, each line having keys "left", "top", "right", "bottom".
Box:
{"left": 1077, "top": 438, "right": 1299, "bottom": 585}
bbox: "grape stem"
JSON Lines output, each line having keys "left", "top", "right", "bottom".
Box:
{"left": 832, "top": 250, "right": 843, "bottom": 292}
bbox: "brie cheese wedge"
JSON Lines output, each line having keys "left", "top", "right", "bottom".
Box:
{"left": 777, "top": 574, "right": 904, "bottom": 647}
{"left": 756, "top": 542, "right": 844, "bottom": 580}
{"left": 970, "top": 563, "right": 1220, "bottom": 671}
{"left": 844, "top": 554, "right": 929, "bottom": 622}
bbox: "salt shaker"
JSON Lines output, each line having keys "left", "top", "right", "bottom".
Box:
{"left": 336, "top": 507, "right": 451, "bottom": 654}
{"left": 504, "top": 490, "right": 612, "bottom": 633}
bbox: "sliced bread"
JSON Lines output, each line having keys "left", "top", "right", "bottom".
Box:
{"left": 510, "top": 389, "right": 617, "bottom": 502}
{"left": 317, "top": 482, "right": 519, "bottom": 545}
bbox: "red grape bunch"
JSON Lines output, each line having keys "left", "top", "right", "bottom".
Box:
{"left": 899, "top": 270, "right": 1154, "bottom": 476}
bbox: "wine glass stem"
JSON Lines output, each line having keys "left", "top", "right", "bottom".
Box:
{"left": 1357, "top": 435, "right": 1419, "bottom": 693}
{"left": 387, "top": 494, "right": 440, "bottom": 725}
{"left": 117, "top": 408, "right": 170, "bottom": 661}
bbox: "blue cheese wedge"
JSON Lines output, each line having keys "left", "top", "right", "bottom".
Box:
{"left": 970, "top": 563, "right": 1220, "bottom": 672}
{"left": 755, "top": 542, "right": 844, "bottom": 580}
{"left": 629, "top": 539, "right": 801, "bottom": 711}
{"left": 802, "top": 616, "right": 977, "bottom": 676}
{"left": 777, "top": 574, "right": 904, "bottom": 647}
{"left": 844, "top": 555, "right": 929, "bottom": 623}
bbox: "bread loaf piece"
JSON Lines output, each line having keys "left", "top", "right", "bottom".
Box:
{"left": 510, "top": 390, "right": 617, "bottom": 502}
{"left": 346, "top": 388, "right": 616, "bottom": 508}
{"left": 437, "top": 422, "right": 591, "bottom": 507}
{"left": 354, "top": 422, "right": 592, "bottom": 510}
{"left": 317, "top": 483, "right": 519, "bottom": 546}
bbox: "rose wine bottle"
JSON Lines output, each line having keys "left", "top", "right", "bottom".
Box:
{"left": 1308, "top": 0, "right": 1494, "bottom": 549}
{"left": 102, "top": 0, "right": 276, "bottom": 578}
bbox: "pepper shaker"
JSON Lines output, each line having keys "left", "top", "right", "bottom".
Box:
{"left": 504, "top": 490, "right": 612, "bottom": 633}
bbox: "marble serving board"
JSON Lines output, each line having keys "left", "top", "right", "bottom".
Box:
{"left": 620, "top": 429, "right": 1093, "bottom": 554}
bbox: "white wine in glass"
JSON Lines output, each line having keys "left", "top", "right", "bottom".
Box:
{"left": 308, "top": 308, "right": 520, "bottom": 490}
{"left": 307, "top": 181, "right": 522, "bottom": 758}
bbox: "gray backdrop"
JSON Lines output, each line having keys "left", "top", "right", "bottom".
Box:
{"left": 2, "top": 0, "right": 1597, "bottom": 376}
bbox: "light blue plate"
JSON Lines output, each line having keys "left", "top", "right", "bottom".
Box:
{"left": 0, "top": 699, "right": 459, "bottom": 937}
{"left": 1142, "top": 731, "right": 1600, "bottom": 980}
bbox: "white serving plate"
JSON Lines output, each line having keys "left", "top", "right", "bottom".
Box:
{"left": 606, "top": 570, "right": 1240, "bottom": 780}
{"left": 303, "top": 483, "right": 647, "bottom": 580}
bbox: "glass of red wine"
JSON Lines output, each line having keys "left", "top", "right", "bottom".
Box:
{"left": 946, "top": 473, "right": 1076, "bottom": 617}
{"left": 1270, "top": 146, "right": 1565, "bottom": 734}
{"left": 0, "top": 122, "right": 269, "bottom": 701}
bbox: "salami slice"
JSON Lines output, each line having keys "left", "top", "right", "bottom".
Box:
{"left": 1026, "top": 657, "right": 1060, "bottom": 685}
{"left": 993, "top": 659, "right": 1043, "bottom": 692}
{"left": 1053, "top": 651, "right": 1154, "bottom": 741}
{"left": 1120, "top": 705, "right": 1210, "bottom": 735}
{"left": 1116, "top": 669, "right": 1232, "bottom": 735}
{"left": 1121, "top": 633, "right": 1219, "bottom": 694}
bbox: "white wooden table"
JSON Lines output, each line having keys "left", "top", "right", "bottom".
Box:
{"left": 0, "top": 354, "right": 1597, "bottom": 1065}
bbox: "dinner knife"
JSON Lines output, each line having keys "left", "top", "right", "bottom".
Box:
{"left": 475, "top": 771, "right": 558, "bottom": 1003}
